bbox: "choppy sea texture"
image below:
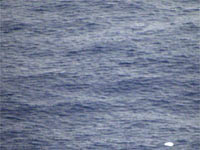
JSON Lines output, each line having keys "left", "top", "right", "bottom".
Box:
{"left": 1, "top": 0, "right": 200, "bottom": 149}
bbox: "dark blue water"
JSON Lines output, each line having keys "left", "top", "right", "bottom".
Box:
{"left": 1, "top": 0, "right": 200, "bottom": 149}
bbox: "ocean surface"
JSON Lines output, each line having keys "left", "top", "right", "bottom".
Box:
{"left": 1, "top": 0, "right": 200, "bottom": 149}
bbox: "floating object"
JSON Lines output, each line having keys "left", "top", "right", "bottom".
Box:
{"left": 164, "top": 142, "right": 174, "bottom": 147}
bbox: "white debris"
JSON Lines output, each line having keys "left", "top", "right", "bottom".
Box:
{"left": 164, "top": 142, "right": 174, "bottom": 147}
